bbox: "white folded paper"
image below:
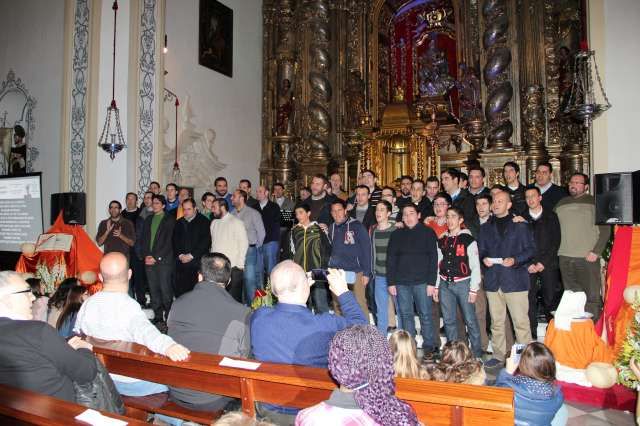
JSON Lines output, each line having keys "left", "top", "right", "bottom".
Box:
{"left": 219, "top": 357, "right": 261, "bottom": 370}
{"left": 75, "top": 409, "right": 128, "bottom": 426}
{"left": 554, "top": 290, "right": 587, "bottom": 331}
{"left": 487, "top": 257, "right": 503, "bottom": 265}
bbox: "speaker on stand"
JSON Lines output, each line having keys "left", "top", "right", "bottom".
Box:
{"left": 50, "top": 192, "right": 87, "bottom": 225}
{"left": 594, "top": 171, "right": 640, "bottom": 225}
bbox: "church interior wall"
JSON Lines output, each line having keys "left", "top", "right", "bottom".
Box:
{"left": 590, "top": 0, "right": 640, "bottom": 175}
{"left": 163, "top": 0, "right": 262, "bottom": 198}
{"left": 0, "top": 0, "right": 65, "bottom": 226}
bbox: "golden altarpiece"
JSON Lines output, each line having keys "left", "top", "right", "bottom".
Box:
{"left": 260, "top": 0, "right": 589, "bottom": 193}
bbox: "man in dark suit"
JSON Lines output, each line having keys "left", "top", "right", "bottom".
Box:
{"left": 478, "top": 190, "right": 535, "bottom": 367}
{"left": 533, "top": 162, "right": 568, "bottom": 211}
{"left": 522, "top": 186, "right": 562, "bottom": 338}
{"left": 441, "top": 168, "right": 478, "bottom": 236}
{"left": 141, "top": 194, "right": 176, "bottom": 323}
{"left": 172, "top": 198, "right": 211, "bottom": 298}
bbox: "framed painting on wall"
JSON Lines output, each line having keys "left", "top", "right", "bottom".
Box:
{"left": 199, "top": 0, "right": 233, "bottom": 78}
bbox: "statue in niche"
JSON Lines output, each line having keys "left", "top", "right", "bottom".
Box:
{"left": 275, "top": 78, "right": 294, "bottom": 136}
{"left": 455, "top": 63, "right": 481, "bottom": 122}
{"left": 345, "top": 70, "right": 365, "bottom": 129}
{"left": 418, "top": 38, "right": 455, "bottom": 98}
{"left": 163, "top": 96, "right": 226, "bottom": 190}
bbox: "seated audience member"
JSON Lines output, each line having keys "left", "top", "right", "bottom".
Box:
{"left": 56, "top": 285, "right": 87, "bottom": 339}
{"left": 495, "top": 342, "right": 564, "bottom": 426}
{"left": 423, "top": 340, "right": 485, "bottom": 385}
{"left": 296, "top": 325, "right": 419, "bottom": 426}
{"left": 0, "top": 271, "right": 97, "bottom": 402}
{"left": 166, "top": 253, "right": 251, "bottom": 413}
{"left": 47, "top": 277, "right": 79, "bottom": 327}
{"left": 27, "top": 277, "right": 48, "bottom": 322}
{"left": 434, "top": 207, "right": 482, "bottom": 358}
{"left": 389, "top": 330, "right": 424, "bottom": 379}
{"left": 74, "top": 252, "right": 189, "bottom": 396}
{"left": 251, "top": 261, "right": 367, "bottom": 424}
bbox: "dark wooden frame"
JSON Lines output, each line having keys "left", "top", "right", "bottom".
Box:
{"left": 198, "top": 0, "right": 233, "bottom": 77}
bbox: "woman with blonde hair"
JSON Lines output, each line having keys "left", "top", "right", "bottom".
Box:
{"left": 389, "top": 330, "right": 423, "bottom": 379}
{"left": 423, "top": 340, "right": 485, "bottom": 385}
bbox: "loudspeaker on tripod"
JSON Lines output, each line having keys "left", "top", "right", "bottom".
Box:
{"left": 594, "top": 171, "right": 640, "bottom": 225}
{"left": 50, "top": 192, "right": 86, "bottom": 225}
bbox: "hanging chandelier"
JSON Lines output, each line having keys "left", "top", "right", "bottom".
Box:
{"left": 164, "top": 89, "right": 181, "bottom": 183}
{"left": 98, "top": 0, "right": 126, "bottom": 160}
{"left": 564, "top": 45, "right": 612, "bottom": 129}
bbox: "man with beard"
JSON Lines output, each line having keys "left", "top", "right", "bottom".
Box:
{"left": 96, "top": 200, "right": 135, "bottom": 259}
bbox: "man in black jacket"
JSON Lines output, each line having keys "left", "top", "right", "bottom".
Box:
{"left": 167, "top": 253, "right": 251, "bottom": 412}
{"left": 397, "top": 179, "right": 432, "bottom": 221}
{"left": 441, "top": 168, "right": 478, "bottom": 236}
{"left": 522, "top": 186, "right": 562, "bottom": 338}
{"left": 503, "top": 161, "right": 527, "bottom": 215}
{"left": 349, "top": 185, "right": 376, "bottom": 230}
{"left": 256, "top": 185, "right": 281, "bottom": 278}
{"left": 387, "top": 204, "right": 439, "bottom": 357}
{"left": 533, "top": 162, "right": 568, "bottom": 211}
{"left": 141, "top": 194, "right": 176, "bottom": 323}
{"left": 0, "top": 271, "right": 97, "bottom": 402}
{"left": 172, "top": 198, "right": 211, "bottom": 298}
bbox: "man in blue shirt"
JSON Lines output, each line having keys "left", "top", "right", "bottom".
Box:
{"left": 251, "top": 260, "right": 366, "bottom": 424}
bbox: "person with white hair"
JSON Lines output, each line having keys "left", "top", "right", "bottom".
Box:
{"left": 250, "top": 260, "right": 367, "bottom": 425}
{"left": 0, "top": 270, "right": 97, "bottom": 402}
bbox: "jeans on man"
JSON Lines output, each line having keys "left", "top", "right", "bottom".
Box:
{"left": 396, "top": 283, "right": 436, "bottom": 352}
{"left": 374, "top": 276, "right": 398, "bottom": 335}
{"left": 261, "top": 241, "right": 280, "bottom": 277}
{"left": 145, "top": 263, "right": 174, "bottom": 321}
{"left": 114, "top": 379, "right": 168, "bottom": 396}
{"left": 439, "top": 279, "right": 483, "bottom": 357}
{"left": 310, "top": 282, "right": 330, "bottom": 313}
{"left": 243, "top": 246, "right": 261, "bottom": 304}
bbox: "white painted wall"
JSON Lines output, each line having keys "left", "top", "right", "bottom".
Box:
{"left": 164, "top": 0, "right": 262, "bottom": 192}
{"left": 590, "top": 0, "right": 640, "bottom": 174}
{"left": 93, "top": 0, "right": 131, "bottom": 228}
{"left": 0, "top": 0, "right": 65, "bottom": 226}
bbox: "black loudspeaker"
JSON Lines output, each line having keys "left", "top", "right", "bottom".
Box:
{"left": 595, "top": 171, "right": 640, "bottom": 225}
{"left": 50, "top": 192, "right": 86, "bottom": 225}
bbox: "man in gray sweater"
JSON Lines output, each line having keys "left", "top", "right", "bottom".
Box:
{"left": 555, "top": 172, "right": 611, "bottom": 320}
{"left": 167, "top": 253, "right": 251, "bottom": 412}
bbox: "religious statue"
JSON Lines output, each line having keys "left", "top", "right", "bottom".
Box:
{"left": 345, "top": 70, "right": 365, "bottom": 129}
{"left": 275, "top": 78, "right": 294, "bottom": 136}
{"left": 418, "top": 38, "right": 455, "bottom": 98}
{"left": 455, "top": 63, "right": 481, "bottom": 122}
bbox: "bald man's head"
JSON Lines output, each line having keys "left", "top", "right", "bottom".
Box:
{"left": 270, "top": 260, "right": 310, "bottom": 304}
{"left": 491, "top": 190, "right": 512, "bottom": 218}
{"left": 99, "top": 252, "right": 131, "bottom": 290}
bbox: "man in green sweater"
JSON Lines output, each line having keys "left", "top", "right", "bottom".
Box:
{"left": 555, "top": 172, "right": 611, "bottom": 320}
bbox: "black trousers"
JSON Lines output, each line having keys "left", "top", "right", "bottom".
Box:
{"left": 174, "top": 261, "right": 199, "bottom": 298}
{"left": 228, "top": 267, "right": 244, "bottom": 304}
{"left": 131, "top": 256, "right": 148, "bottom": 306}
{"left": 528, "top": 266, "right": 562, "bottom": 337}
{"left": 146, "top": 263, "right": 174, "bottom": 321}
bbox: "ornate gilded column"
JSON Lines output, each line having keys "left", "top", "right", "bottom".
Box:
{"left": 543, "top": 0, "right": 563, "bottom": 176}
{"left": 481, "top": 0, "right": 515, "bottom": 151}
{"left": 521, "top": 85, "right": 546, "bottom": 180}
{"left": 303, "top": 0, "right": 331, "bottom": 162}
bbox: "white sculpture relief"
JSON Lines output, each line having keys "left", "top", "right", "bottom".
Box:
{"left": 163, "top": 95, "right": 226, "bottom": 196}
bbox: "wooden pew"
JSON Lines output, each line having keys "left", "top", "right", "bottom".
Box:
{"left": 90, "top": 339, "right": 515, "bottom": 426}
{"left": 0, "top": 383, "right": 148, "bottom": 425}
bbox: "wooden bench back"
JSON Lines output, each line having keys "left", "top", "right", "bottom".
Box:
{"left": 0, "top": 383, "right": 147, "bottom": 425}
{"left": 90, "top": 339, "right": 514, "bottom": 426}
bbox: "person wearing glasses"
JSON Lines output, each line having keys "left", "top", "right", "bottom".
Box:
{"left": 96, "top": 200, "right": 136, "bottom": 260}
{"left": 0, "top": 271, "right": 97, "bottom": 402}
